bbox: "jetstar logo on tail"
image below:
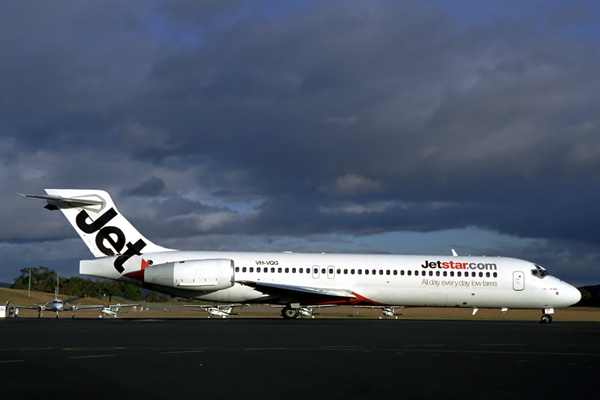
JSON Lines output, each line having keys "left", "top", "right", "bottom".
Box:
{"left": 75, "top": 208, "right": 146, "bottom": 273}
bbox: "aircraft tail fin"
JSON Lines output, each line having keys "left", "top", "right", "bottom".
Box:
{"left": 22, "top": 189, "right": 172, "bottom": 259}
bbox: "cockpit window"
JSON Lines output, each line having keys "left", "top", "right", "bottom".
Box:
{"left": 531, "top": 264, "right": 549, "bottom": 279}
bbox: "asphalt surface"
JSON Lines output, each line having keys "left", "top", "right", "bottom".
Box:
{"left": 1, "top": 318, "right": 599, "bottom": 399}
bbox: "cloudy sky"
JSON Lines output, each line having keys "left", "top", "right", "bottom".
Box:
{"left": 1, "top": 0, "right": 599, "bottom": 286}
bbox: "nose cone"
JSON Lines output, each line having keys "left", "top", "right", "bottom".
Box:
{"left": 561, "top": 283, "right": 581, "bottom": 307}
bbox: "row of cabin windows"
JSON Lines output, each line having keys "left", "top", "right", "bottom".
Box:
{"left": 234, "top": 266, "right": 498, "bottom": 279}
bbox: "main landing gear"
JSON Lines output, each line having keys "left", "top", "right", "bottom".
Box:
{"left": 281, "top": 305, "right": 299, "bottom": 319}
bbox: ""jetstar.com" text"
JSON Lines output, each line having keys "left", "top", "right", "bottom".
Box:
{"left": 421, "top": 260, "right": 497, "bottom": 270}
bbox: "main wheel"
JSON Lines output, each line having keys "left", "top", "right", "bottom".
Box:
{"left": 281, "top": 307, "right": 299, "bottom": 319}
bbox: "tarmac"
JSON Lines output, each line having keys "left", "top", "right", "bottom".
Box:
{"left": 1, "top": 317, "right": 599, "bottom": 399}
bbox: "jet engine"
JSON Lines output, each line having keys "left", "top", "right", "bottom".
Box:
{"left": 144, "top": 259, "right": 234, "bottom": 290}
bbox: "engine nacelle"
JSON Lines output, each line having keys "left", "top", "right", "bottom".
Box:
{"left": 144, "top": 259, "right": 234, "bottom": 291}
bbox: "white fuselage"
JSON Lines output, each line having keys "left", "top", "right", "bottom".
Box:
{"left": 29, "top": 189, "right": 582, "bottom": 319}
{"left": 48, "top": 299, "right": 64, "bottom": 312}
{"left": 81, "top": 251, "right": 581, "bottom": 310}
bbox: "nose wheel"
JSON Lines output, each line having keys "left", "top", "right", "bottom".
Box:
{"left": 540, "top": 314, "right": 553, "bottom": 324}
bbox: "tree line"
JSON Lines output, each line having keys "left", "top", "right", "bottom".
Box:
{"left": 10, "top": 266, "right": 164, "bottom": 302}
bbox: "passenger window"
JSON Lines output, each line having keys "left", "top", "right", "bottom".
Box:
{"left": 407, "top": 270, "right": 412, "bottom": 276}
{"left": 386, "top": 270, "right": 390, "bottom": 275}
{"left": 235, "top": 267, "right": 240, "bottom": 272}
{"left": 242, "top": 267, "right": 247, "bottom": 272}
{"left": 285, "top": 268, "right": 289, "bottom": 273}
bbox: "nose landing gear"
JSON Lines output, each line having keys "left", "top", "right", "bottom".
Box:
{"left": 540, "top": 308, "right": 554, "bottom": 324}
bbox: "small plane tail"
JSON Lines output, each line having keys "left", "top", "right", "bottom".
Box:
{"left": 21, "top": 190, "right": 172, "bottom": 260}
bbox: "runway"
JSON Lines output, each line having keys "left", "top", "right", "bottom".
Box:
{"left": 1, "top": 318, "right": 599, "bottom": 399}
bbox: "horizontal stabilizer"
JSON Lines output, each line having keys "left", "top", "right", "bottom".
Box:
{"left": 19, "top": 193, "right": 104, "bottom": 209}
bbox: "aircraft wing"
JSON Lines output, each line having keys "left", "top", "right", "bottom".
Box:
{"left": 112, "top": 303, "right": 139, "bottom": 308}
{"left": 354, "top": 305, "right": 405, "bottom": 310}
{"left": 69, "top": 304, "right": 105, "bottom": 310}
{"left": 239, "top": 281, "right": 356, "bottom": 302}
{"left": 184, "top": 304, "right": 243, "bottom": 309}
{"left": 101, "top": 303, "right": 139, "bottom": 312}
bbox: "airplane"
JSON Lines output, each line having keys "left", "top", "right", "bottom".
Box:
{"left": 8, "top": 297, "right": 105, "bottom": 318}
{"left": 184, "top": 304, "right": 243, "bottom": 318}
{"left": 356, "top": 306, "right": 405, "bottom": 319}
{"left": 297, "top": 305, "right": 338, "bottom": 319}
{"left": 299, "top": 306, "right": 318, "bottom": 319}
{"left": 99, "top": 303, "right": 138, "bottom": 318}
{"left": 7, "top": 274, "right": 104, "bottom": 318}
{"left": 285, "top": 304, "right": 338, "bottom": 319}
{"left": 21, "top": 189, "right": 582, "bottom": 323}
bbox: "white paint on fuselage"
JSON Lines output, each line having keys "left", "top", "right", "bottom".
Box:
{"left": 81, "top": 251, "right": 581, "bottom": 310}
{"left": 49, "top": 299, "right": 64, "bottom": 311}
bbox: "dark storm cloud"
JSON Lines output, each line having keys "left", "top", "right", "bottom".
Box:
{"left": 143, "top": 0, "right": 600, "bottom": 245}
{"left": 124, "top": 176, "right": 167, "bottom": 197}
{"left": 1, "top": 1, "right": 599, "bottom": 283}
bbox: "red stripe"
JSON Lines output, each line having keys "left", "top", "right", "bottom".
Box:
{"left": 305, "top": 292, "right": 385, "bottom": 306}
{"left": 123, "top": 258, "right": 149, "bottom": 282}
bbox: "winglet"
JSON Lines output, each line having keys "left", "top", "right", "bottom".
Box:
{"left": 451, "top": 249, "right": 458, "bottom": 257}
